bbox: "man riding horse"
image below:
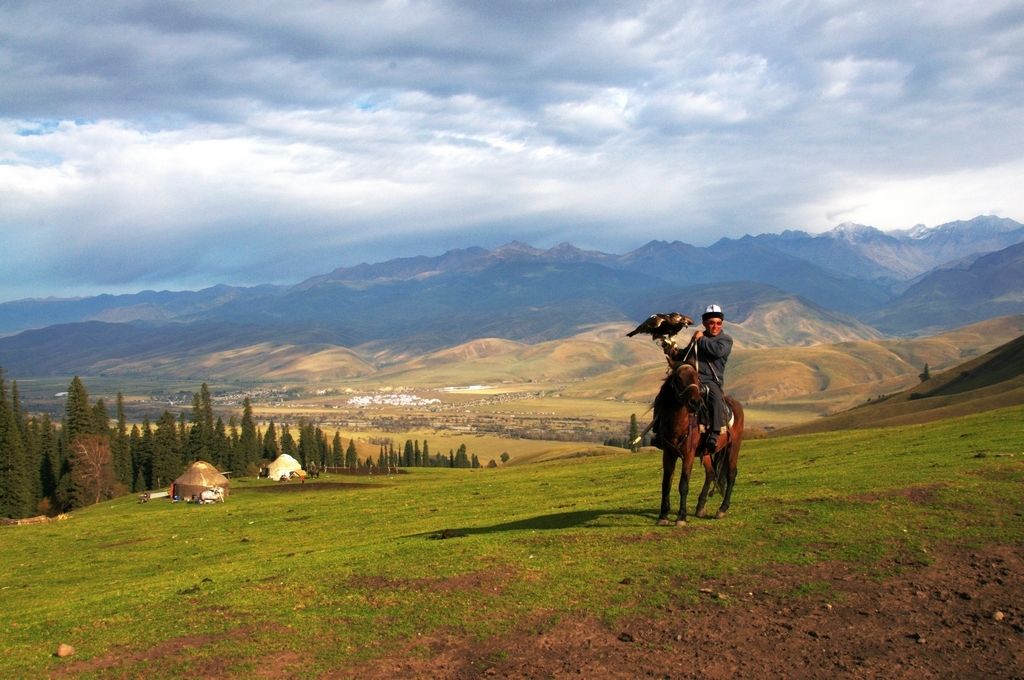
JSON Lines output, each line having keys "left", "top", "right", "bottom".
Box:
{"left": 661, "top": 303, "right": 733, "bottom": 456}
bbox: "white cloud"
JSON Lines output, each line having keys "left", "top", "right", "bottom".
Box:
{"left": 0, "top": 0, "right": 1022, "bottom": 299}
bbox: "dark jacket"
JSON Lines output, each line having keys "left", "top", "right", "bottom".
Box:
{"left": 696, "top": 332, "right": 732, "bottom": 385}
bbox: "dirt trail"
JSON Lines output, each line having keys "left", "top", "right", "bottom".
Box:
{"left": 341, "top": 542, "right": 1023, "bottom": 679}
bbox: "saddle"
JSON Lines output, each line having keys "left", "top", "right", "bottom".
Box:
{"left": 697, "top": 383, "right": 733, "bottom": 434}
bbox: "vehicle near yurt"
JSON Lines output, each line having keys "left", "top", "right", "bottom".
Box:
{"left": 264, "top": 453, "right": 305, "bottom": 481}
{"left": 171, "top": 460, "right": 230, "bottom": 502}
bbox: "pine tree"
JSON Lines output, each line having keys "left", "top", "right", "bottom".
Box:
{"left": 238, "top": 397, "right": 259, "bottom": 474}
{"left": 316, "top": 427, "right": 328, "bottom": 468}
{"left": 455, "top": 444, "right": 470, "bottom": 468}
{"left": 228, "top": 415, "right": 240, "bottom": 452}
{"left": 0, "top": 369, "right": 32, "bottom": 518}
{"left": 187, "top": 392, "right": 207, "bottom": 462}
{"left": 345, "top": 439, "right": 358, "bottom": 468}
{"left": 63, "top": 376, "right": 94, "bottom": 445}
{"left": 279, "top": 424, "right": 295, "bottom": 457}
{"left": 263, "top": 421, "right": 279, "bottom": 460}
{"left": 151, "top": 411, "right": 182, "bottom": 490}
{"left": 111, "top": 393, "right": 132, "bottom": 487}
{"left": 422, "top": 440, "right": 430, "bottom": 467}
{"left": 211, "top": 417, "right": 230, "bottom": 468}
{"left": 92, "top": 398, "right": 111, "bottom": 435}
{"left": 332, "top": 431, "right": 343, "bottom": 467}
{"left": 133, "top": 419, "right": 155, "bottom": 491}
{"left": 199, "top": 383, "right": 214, "bottom": 447}
{"left": 11, "top": 380, "right": 28, "bottom": 443}
{"left": 403, "top": 439, "right": 414, "bottom": 467}
{"left": 129, "top": 423, "right": 144, "bottom": 491}
{"left": 37, "top": 414, "right": 60, "bottom": 511}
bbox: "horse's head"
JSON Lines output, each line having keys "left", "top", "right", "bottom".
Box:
{"left": 668, "top": 362, "right": 702, "bottom": 407}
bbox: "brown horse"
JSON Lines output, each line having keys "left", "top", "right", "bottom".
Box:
{"left": 653, "top": 356, "right": 744, "bottom": 526}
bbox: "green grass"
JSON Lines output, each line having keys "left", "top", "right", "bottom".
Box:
{"left": 2, "top": 405, "right": 1022, "bottom": 677}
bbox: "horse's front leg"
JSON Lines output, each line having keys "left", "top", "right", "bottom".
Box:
{"left": 676, "top": 451, "right": 696, "bottom": 526}
{"left": 658, "top": 449, "right": 677, "bottom": 525}
{"left": 694, "top": 453, "right": 716, "bottom": 518}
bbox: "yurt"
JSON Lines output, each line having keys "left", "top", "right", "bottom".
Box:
{"left": 171, "top": 460, "right": 230, "bottom": 500}
{"left": 265, "top": 453, "right": 305, "bottom": 481}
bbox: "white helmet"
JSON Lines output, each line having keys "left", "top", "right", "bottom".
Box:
{"left": 702, "top": 304, "right": 724, "bottom": 321}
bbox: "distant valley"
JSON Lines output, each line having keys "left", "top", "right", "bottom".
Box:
{"left": 1, "top": 215, "right": 1022, "bottom": 415}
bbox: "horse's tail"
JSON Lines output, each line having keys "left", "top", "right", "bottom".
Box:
{"left": 710, "top": 447, "right": 728, "bottom": 496}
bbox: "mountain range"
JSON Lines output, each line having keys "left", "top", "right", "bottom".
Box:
{"left": 1, "top": 215, "right": 1022, "bottom": 379}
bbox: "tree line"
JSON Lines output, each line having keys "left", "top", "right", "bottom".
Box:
{"left": 0, "top": 371, "right": 495, "bottom": 519}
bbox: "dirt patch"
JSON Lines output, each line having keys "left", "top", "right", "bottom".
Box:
{"left": 242, "top": 481, "right": 380, "bottom": 493}
{"left": 337, "top": 542, "right": 1024, "bottom": 679}
{"left": 51, "top": 625, "right": 259, "bottom": 677}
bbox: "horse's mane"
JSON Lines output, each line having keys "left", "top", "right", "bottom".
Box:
{"left": 654, "top": 361, "right": 700, "bottom": 413}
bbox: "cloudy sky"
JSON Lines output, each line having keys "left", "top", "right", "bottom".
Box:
{"left": 2, "top": 1, "right": 1023, "bottom": 301}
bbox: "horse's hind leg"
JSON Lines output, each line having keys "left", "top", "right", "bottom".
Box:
{"left": 694, "top": 455, "right": 715, "bottom": 518}
{"left": 716, "top": 456, "right": 739, "bottom": 519}
{"left": 658, "top": 450, "right": 677, "bottom": 525}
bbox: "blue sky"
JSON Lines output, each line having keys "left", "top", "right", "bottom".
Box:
{"left": 2, "top": 1, "right": 1023, "bottom": 301}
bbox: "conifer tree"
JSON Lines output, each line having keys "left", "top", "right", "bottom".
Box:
{"left": 345, "top": 438, "right": 358, "bottom": 468}
{"left": 0, "top": 369, "right": 32, "bottom": 518}
{"left": 24, "top": 416, "right": 44, "bottom": 510}
{"left": 36, "top": 414, "right": 60, "bottom": 511}
{"left": 187, "top": 392, "right": 208, "bottom": 462}
{"left": 280, "top": 424, "right": 296, "bottom": 458}
{"left": 403, "top": 439, "right": 414, "bottom": 467}
{"left": 298, "top": 420, "right": 316, "bottom": 468}
{"left": 228, "top": 415, "right": 240, "bottom": 451}
{"left": 422, "top": 440, "right": 430, "bottom": 467}
{"left": 414, "top": 440, "right": 421, "bottom": 466}
{"left": 151, "top": 411, "right": 182, "bottom": 489}
{"left": 63, "top": 376, "right": 94, "bottom": 445}
{"left": 178, "top": 411, "right": 188, "bottom": 450}
{"left": 11, "top": 380, "right": 28, "bottom": 443}
{"left": 212, "top": 417, "right": 230, "bottom": 468}
{"left": 134, "top": 419, "right": 155, "bottom": 491}
{"left": 199, "top": 383, "right": 214, "bottom": 444}
{"left": 317, "top": 427, "right": 328, "bottom": 468}
{"left": 263, "top": 421, "right": 280, "bottom": 460}
{"left": 331, "top": 431, "right": 343, "bottom": 467}
{"left": 111, "top": 393, "right": 132, "bottom": 487}
{"left": 238, "top": 397, "right": 259, "bottom": 474}
{"left": 92, "top": 398, "right": 111, "bottom": 435}
{"left": 129, "top": 423, "right": 144, "bottom": 491}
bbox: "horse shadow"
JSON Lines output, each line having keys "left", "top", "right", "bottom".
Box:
{"left": 411, "top": 508, "right": 654, "bottom": 539}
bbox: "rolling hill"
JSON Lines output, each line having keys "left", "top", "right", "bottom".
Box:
{"left": 777, "top": 329, "right": 1024, "bottom": 434}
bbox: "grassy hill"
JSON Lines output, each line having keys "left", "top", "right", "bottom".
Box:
{"left": 2, "top": 406, "right": 1021, "bottom": 677}
{"left": 779, "top": 331, "right": 1024, "bottom": 434}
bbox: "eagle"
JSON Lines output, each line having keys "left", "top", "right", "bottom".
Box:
{"left": 626, "top": 312, "right": 694, "bottom": 340}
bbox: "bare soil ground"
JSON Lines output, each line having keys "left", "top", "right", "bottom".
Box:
{"left": 341, "top": 542, "right": 1023, "bottom": 679}
{"left": 52, "top": 542, "right": 1022, "bottom": 678}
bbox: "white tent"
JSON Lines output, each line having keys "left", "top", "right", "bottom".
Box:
{"left": 265, "top": 453, "right": 305, "bottom": 481}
